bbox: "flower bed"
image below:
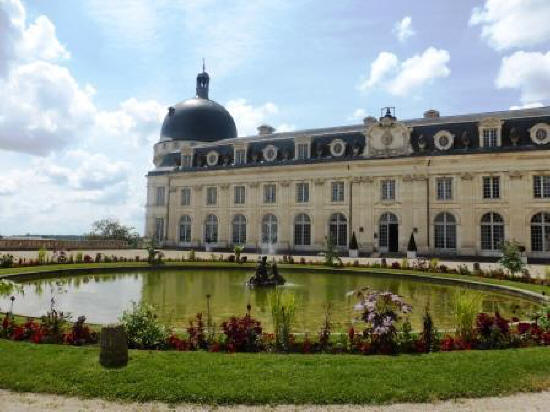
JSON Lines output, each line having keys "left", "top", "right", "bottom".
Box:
{"left": 2, "top": 288, "right": 548, "bottom": 355}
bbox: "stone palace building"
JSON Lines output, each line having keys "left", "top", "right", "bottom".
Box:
{"left": 145, "top": 69, "right": 550, "bottom": 258}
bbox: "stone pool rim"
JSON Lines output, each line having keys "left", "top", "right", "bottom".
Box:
{"left": 1, "top": 263, "right": 547, "bottom": 305}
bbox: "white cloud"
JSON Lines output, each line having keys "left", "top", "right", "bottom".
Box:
{"left": 393, "top": 16, "right": 415, "bottom": 43}
{"left": 358, "top": 52, "right": 398, "bottom": 91}
{"left": 496, "top": 51, "right": 550, "bottom": 104}
{"left": 225, "top": 99, "right": 280, "bottom": 136}
{"left": 359, "top": 48, "right": 450, "bottom": 96}
{"left": 509, "top": 102, "right": 544, "bottom": 110}
{"left": 0, "top": 61, "right": 96, "bottom": 155}
{"left": 0, "top": 0, "right": 159, "bottom": 234}
{"left": 347, "top": 108, "right": 367, "bottom": 122}
{"left": 470, "top": 0, "right": 550, "bottom": 51}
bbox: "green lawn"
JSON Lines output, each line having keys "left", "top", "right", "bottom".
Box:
{"left": 0, "top": 340, "right": 548, "bottom": 405}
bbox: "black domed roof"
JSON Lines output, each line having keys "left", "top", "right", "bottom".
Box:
{"left": 160, "top": 70, "right": 237, "bottom": 143}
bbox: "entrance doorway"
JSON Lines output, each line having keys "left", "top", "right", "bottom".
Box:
{"left": 379, "top": 212, "right": 399, "bottom": 253}
{"left": 388, "top": 223, "right": 399, "bottom": 252}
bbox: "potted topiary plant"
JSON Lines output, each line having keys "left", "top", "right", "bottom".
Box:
{"left": 349, "top": 232, "right": 359, "bottom": 258}
{"left": 407, "top": 233, "right": 417, "bottom": 259}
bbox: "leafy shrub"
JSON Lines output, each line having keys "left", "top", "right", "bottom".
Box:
{"left": 83, "top": 254, "right": 93, "bottom": 263}
{"left": 94, "top": 253, "right": 102, "bottom": 263}
{"left": 38, "top": 247, "right": 47, "bottom": 264}
{"left": 499, "top": 240, "right": 525, "bottom": 276}
{"left": 353, "top": 288, "right": 412, "bottom": 355}
{"left": 401, "top": 257, "right": 409, "bottom": 269}
{"left": 319, "top": 303, "right": 332, "bottom": 352}
{"left": 300, "top": 257, "right": 306, "bottom": 264}
{"left": 221, "top": 307, "right": 263, "bottom": 352}
{"left": 187, "top": 312, "right": 207, "bottom": 350}
{"left": 270, "top": 288, "right": 296, "bottom": 351}
{"left": 457, "top": 264, "right": 471, "bottom": 276}
{"left": 349, "top": 232, "right": 358, "bottom": 250}
{"left": 40, "top": 309, "right": 71, "bottom": 344}
{"left": 0, "top": 254, "right": 14, "bottom": 268}
{"left": 391, "top": 261, "right": 401, "bottom": 269}
{"left": 63, "top": 316, "right": 97, "bottom": 346}
{"left": 421, "top": 307, "right": 438, "bottom": 353}
{"left": 233, "top": 245, "right": 243, "bottom": 263}
{"left": 407, "top": 233, "right": 417, "bottom": 252}
{"left": 455, "top": 293, "right": 480, "bottom": 343}
{"left": 429, "top": 258, "right": 439, "bottom": 272}
{"left": 120, "top": 302, "right": 169, "bottom": 349}
{"left": 75, "top": 252, "right": 83, "bottom": 263}
{"left": 476, "top": 312, "right": 510, "bottom": 349}
{"left": 189, "top": 249, "right": 196, "bottom": 261}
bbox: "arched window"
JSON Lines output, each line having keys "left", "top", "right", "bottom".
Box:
{"left": 232, "top": 214, "right": 247, "bottom": 244}
{"left": 261, "top": 214, "right": 278, "bottom": 244}
{"left": 204, "top": 214, "right": 218, "bottom": 243}
{"left": 531, "top": 212, "right": 550, "bottom": 252}
{"left": 480, "top": 212, "right": 504, "bottom": 250}
{"left": 294, "top": 213, "right": 311, "bottom": 246}
{"left": 329, "top": 213, "right": 347, "bottom": 247}
{"left": 379, "top": 212, "right": 398, "bottom": 249}
{"left": 179, "top": 215, "right": 192, "bottom": 243}
{"left": 434, "top": 212, "right": 456, "bottom": 249}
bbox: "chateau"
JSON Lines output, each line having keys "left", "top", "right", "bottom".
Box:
{"left": 145, "top": 69, "right": 550, "bottom": 258}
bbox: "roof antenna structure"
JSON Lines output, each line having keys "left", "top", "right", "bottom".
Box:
{"left": 202, "top": 58, "right": 206, "bottom": 73}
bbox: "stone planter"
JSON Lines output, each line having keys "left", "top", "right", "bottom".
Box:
{"left": 407, "top": 250, "right": 417, "bottom": 259}
{"left": 99, "top": 325, "right": 128, "bottom": 368}
{"left": 348, "top": 249, "right": 359, "bottom": 258}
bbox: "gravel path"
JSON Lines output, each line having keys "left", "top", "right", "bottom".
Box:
{"left": 1, "top": 390, "right": 549, "bottom": 411}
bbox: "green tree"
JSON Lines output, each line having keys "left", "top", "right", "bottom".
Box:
{"left": 86, "top": 218, "right": 140, "bottom": 247}
{"left": 499, "top": 240, "right": 525, "bottom": 277}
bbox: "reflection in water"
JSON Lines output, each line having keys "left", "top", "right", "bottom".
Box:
{"left": 0, "top": 269, "right": 540, "bottom": 332}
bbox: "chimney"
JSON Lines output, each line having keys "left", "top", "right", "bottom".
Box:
{"left": 423, "top": 109, "right": 440, "bottom": 119}
{"left": 257, "top": 124, "right": 275, "bottom": 135}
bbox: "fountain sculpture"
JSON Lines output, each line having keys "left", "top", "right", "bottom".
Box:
{"left": 247, "top": 256, "right": 286, "bottom": 287}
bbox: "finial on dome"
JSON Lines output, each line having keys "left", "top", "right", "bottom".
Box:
{"left": 196, "top": 60, "right": 209, "bottom": 99}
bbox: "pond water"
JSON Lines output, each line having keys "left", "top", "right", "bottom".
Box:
{"left": 0, "top": 269, "right": 540, "bottom": 332}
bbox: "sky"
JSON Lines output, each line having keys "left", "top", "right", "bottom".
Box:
{"left": 0, "top": 0, "right": 549, "bottom": 236}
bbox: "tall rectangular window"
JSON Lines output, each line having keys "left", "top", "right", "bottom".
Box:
{"left": 483, "top": 128, "right": 497, "bottom": 147}
{"left": 482, "top": 176, "right": 500, "bottom": 199}
{"left": 296, "top": 182, "right": 309, "bottom": 203}
{"left": 154, "top": 218, "right": 164, "bottom": 241}
{"left": 297, "top": 143, "right": 309, "bottom": 160}
{"left": 234, "top": 149, "right": 246, "bottom": 165}
{"left": 534, "top": 175, "right": 550, "bottom": 198}
{"left": 181, "top": 154, "right": 192, "bottom": 168}
{"left": 264, "top": 184, "right": 276, "bottom": 203}
{"left": 181, "top": 187, "right": 191, "bottom": 206}
{"left": 206, "top": 187, "right": 217, "bottom": 205}
{"left": 234, "top": 185, "right": 245, "bottom": 204}
{"left": 331, "top": 181, "right": 344, "bottom": 202}
{"left": 436, "top": 177, "right": 453, "bottom": 200}
{"left": 155, "top": 187, "right": 165, "bottom": 206}
{"left": 381, "top": 180, "right": 396, "bottom": 201}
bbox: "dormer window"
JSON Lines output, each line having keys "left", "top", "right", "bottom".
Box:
{"left": 478, "top": 117, "right": 502, "bottom": 148}
{"left": 530, "top": 123, "right": 550, "bottom": 145}
{"left": 329, "top": 139, "right": 346, "bottom": 157}
{"left": 294, "top": 137, "right": 311, "bottom": 160}
{"left": 483, "top": 128, "right": 498, "bottom": 147}
{"left": 181, "top": 154, "right": 193, "bottom": 168}
{"left": 180, "top": 144, "right": 194, "bottom": 168}
{"left": 263, "top": 145, "right": 278, "bottom": 162}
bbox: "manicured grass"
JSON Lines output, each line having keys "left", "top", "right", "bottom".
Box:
{"left": 0, "top": 340, "right": 549, "bottom": 405}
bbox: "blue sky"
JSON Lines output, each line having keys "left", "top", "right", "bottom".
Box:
{"left": 1, "top": 0, "right": 549, "bottom": 235}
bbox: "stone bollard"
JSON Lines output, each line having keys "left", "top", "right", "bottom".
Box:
{"left": 99, "top": 325, "right": 128, "bottom": 368}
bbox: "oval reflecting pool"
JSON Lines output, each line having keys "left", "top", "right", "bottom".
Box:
{"left": 1, "top": 269, "right": 540, "bottom": 332}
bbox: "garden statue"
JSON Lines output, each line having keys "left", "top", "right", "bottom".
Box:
{"left": 247, "top": 256, "right": 286, "bottom": 287}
